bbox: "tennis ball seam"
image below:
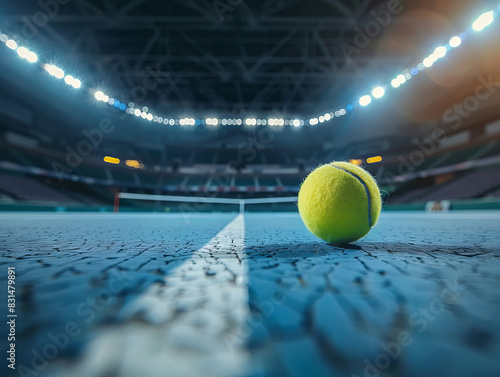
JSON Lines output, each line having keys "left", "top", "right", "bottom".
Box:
{"left": 329, "top": 163, "right": 372, "bottom": 227}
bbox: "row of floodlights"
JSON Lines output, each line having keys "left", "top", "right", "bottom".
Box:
{"left": 1, "top": 9, "right": 497, "bottom": 128}
{"left": 307, "top": 10, "right": 497, "bottom": 120}
{"left": 1, "top": 33, "right": 82, "bottom": 89}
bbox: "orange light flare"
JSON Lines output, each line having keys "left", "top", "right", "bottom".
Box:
{"left": 125, "top": 160, "right": 145, "bottom": 169}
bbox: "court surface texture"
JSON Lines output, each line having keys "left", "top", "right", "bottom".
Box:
{"left": 1, "top": 211, "right": 500, "bottom": 377}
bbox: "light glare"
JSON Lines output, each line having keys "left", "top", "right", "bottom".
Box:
{"left": 434, "top": 46, "right": 447, "bottom": 58}
{"left": 6, "top": 40, "right": 17, "bottom": 50}
{"left": 245, "top": 118, "right": 257, "bottom": 126}
{"left": 372, "top": 87, "right": 385, "bottom": 99}
{"left": 473, "top": 11, "right": 494, "bottom": 31}
{"left": 44, "top": 64, "right": 65, "bottom": 79}
{"left": 423, "top": 57, "right": 433, "bottom": 68}
{"left": 449, "top": 36, "right": 462, "bottom": 48}
{"left": 359, "top": 95, "right": 372, "bottom": 106}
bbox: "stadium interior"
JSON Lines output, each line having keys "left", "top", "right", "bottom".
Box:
{"left": 2, "top": 2, "right": 500, "bottom": 377}
{"left": 1, "top": 0, "right": 499, "bottom": 212}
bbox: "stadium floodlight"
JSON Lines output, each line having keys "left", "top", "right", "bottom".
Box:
{"left": 324, "top": 113, "right": 331, "bottom": 121}
{"left": 141, "top": 112, "right": 147, "bottom": 119}
{"left": 396, "top": 74, "right": 406, "bottom": 85}
{"left": 71, "top": 78, "right": 81, "bottom": 89}
{"left": 319, "top": 116, "right": 325, "bottom": 123}
{"left": 473, "top": 11, "right": 494, "bottom": 31}
{"left": 21, "top": 49, "right": 37, "bottom": 63}
{"left": 391, "top": 79, "right": 400, "bottom": 88}
{"left": 310, "top": 118, "right": 318, "bottom": 125}
{"left": 434, "top": 46, "right": 447, "bottom": 59}
{"left": 236, "top": 119, "right": 242, "bottom": 125}
{"left": 292, "top": 119, "right": 301, "bottom": 127}
{"left": 449, "top": 36, "right": 462, "bottom": 48}
{"left": 44, "top": 64, "right": 65, "bottom": 79}
{"left": 180, "top": 118, "right": 195, "bottom": 126}
{"left": 94, "top": 91, "right": 108, "bottom": 101}
{"left": 372, "top": 87, "right": 385, "bottom": 99}
{"left": 359, "top": 95, "right": 372, "bottom": 106}
{"left": 103, "top": 156, "right": 120, "bottom": 164}
{"left": 17, "top": 47, "right": 29, "bottom": 59}
{"left": 366, "top": 156, "right": 383, "bottom": 164}
{"left": 64, "top": 75, "right": 82, "bottom": 89}
{"left": 268, "top": 118, "right": 284, "bottom": 126}
{"left": 134, "top": 109, "right": 141, "bottom": 117}
{"left": 423, "top": 57, "right": 433, "bottom": 68}
{"left": 147, "top": 114, "right": 153, "bottom": 121}
{"left": 205, "top": 118, "right": 214, "bottom": 125}
{"left": 245, "top": 118, "right": 257, "bottom": 126}
{"left": 0, "top": 34, "right": 8, "bottom": 43}
{"left": 5, "top": 39, "right": 17, "bottom": 50}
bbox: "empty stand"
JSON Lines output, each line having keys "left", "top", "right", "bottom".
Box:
{"left": 0, "top": 174, "right": 75, "bottom": 203}
{"left": 421, "top": 168, "right": 500, "bottom": 201}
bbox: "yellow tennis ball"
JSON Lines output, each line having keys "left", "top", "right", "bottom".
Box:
{"left": 298, "top": 161, "right": 382, "bottom": 244}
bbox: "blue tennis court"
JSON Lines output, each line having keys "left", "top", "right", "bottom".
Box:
{"left": 1, "top": 211, "right": 499, "bottom": 377}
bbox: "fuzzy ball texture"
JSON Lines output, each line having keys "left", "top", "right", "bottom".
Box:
{"left": 298, "top": 161, "right": 382, "bottom": 244}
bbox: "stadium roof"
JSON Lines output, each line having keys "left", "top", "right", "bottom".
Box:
{"left": 1, "top": 0, "right": 499, "bottom": 153}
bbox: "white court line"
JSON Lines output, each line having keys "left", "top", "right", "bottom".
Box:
{"left": 50, "top": 214, "right": 250, "bottom": 377}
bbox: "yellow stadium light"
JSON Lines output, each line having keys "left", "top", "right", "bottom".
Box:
{"left": 348, "top": 159, "right": 363, "bottom": 166}
{"left": 366, "top": 156, "right": 383, "bottom": 164}
{"left": 103, "top": 156, "right": 120, "bottom": 164}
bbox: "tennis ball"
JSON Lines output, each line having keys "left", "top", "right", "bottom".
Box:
{"left": 298, "top": 161, "right": 381, "bottom": 244}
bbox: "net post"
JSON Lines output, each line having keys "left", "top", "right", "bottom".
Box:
{"left": 114, "top": 193, "right": 120, "bottom": 213}
{"left": 239, "top": 200, "right": 245, "bottom": 214}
